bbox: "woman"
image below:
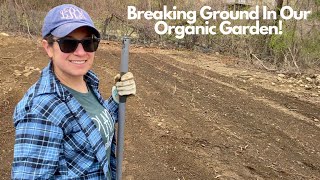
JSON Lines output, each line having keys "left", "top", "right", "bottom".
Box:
{"left": 12, "top": 4, "right": 136, "bottom": 179}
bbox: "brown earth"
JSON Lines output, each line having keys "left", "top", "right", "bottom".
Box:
{"left": 0, "top": 34, "right": 319, "bottom": 180}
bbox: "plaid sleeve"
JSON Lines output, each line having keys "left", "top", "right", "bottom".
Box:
{"left": 104, "top": 95, "right": 119, "bottom": 180}
{"left": 106, "top": 95, "right": 119, "bottom": 123}
{"left": 12, "top": 113, "right": 63, "bottom": 179}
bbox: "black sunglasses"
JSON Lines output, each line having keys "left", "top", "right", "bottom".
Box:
{"left": 52, "top": 35, "right": 100, "bottom": 53}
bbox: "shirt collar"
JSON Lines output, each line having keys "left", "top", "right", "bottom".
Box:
{"left": 37, "top": 61, "right": 100, "bottom": 100}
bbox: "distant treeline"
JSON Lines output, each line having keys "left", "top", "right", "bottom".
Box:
{"left": 0, "top": 0, "right": 319, "bottom": 72}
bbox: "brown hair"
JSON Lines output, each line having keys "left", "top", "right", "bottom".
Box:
{"left": 43, "top": 34, "right": 54, "bottom": 46}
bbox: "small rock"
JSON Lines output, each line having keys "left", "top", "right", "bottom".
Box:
{"left": 0, "top": 32, "right": 9, "bottom": 36}
{"left": 316, "top": 76, "right": 320, "bottom": 85}
{"left": 314, "top": 118, "right": 319, "bottom": 122}
{"left": 289, "top": 77, "right": 295, "bottom": 81}
{"left": 297, "top": 80, "right": 303, "bottom": 84}
{"left": 271, "top": 82, "right": 276, "bottom": 86}
{"left": 306, "top": 77, "right": 313, "bottom": 83}
{"left": 14, "top": 70, "right": 22, "bottom": 76}
{"left": 305, "top": 85, "right": 312, "bottom": 90}
{"left": 24, "top": 71, "right": 33, "bottom": 77}
{"left": 23, "top": 69, "right": 31, "bottom": 73}
{"left": 215, "top": 52, "right": 220, "bottom": 55}
{"left": 125, "top": 175, "right": 134, "bottom": 180}
{"left": 277, "top": 77, "right": 283, "bottom": 82}
{"left": 311, "top": 94, "right": 318, "bottom": 97}
{"left": 278, "top": 74, "right": 286, "bottom": 78}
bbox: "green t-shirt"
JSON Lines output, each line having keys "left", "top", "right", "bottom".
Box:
{"left": 64, "top": 85, "right": 114, "bottom": 179}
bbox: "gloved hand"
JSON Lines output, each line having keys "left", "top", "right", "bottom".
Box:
{"left": 112, "top": 72, "right": 136, "bottom": 103}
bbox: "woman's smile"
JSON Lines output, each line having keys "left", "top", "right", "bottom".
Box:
{"left": 69, "top": 59, "right": 87, "bottom": 64}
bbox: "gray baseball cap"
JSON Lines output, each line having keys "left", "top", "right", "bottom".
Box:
{"left": 42, "top": 4, "right": 100, "bottom": 38}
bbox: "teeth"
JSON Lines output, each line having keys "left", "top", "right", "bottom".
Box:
{"left": 70, "top": 60, "right": 86, "bottom": 64}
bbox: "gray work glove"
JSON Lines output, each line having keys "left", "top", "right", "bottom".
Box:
{"left": 112, "top": 72, "right": 136, "bottom": 103}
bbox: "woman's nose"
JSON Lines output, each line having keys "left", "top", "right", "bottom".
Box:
{"left": 73, "top": 43, "right": 87, "bottom": 56}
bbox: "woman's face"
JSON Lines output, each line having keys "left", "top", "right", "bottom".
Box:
{"left": 43, "top": 27, "right": 95, "bottom": 80}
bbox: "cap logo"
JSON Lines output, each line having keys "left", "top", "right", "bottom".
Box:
{"left": 60, "top": 7, "right": 86, "bottom": 20}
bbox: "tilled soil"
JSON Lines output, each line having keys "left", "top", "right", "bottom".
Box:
{"left": 0, "top": 35, "right": 319, "bottom": 180}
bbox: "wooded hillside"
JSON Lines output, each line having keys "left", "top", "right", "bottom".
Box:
{"left": 0, "top": 0, "right": 319, "bottom": 72}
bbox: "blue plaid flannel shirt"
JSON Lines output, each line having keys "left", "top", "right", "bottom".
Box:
{"left": 12, "top": 61, "right": 119, "bottom": 179}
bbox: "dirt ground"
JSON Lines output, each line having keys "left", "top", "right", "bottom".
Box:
{"left": 0, "top": 34, "right": 319, "bottom": 180}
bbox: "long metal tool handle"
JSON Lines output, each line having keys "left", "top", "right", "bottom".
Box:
{"left": 116, "top": 37, "right": 130, "bottom": 180}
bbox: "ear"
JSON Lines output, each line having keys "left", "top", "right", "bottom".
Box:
{"left": 42, "top": 39, "right": 53, "bottom": 58}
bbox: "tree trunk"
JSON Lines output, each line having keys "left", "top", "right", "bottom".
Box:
{"left": 276, "top": 0, "right": 284, "bottom": 19}
{"left": 102, "top": 14, "right": 114, "bottom": 39}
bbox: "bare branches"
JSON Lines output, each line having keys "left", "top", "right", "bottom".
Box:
{"left": 250, "top": 53, "right": 278, "bottom": 72}
{"left": 0, "top": 0, "right": 319, "bottom": 73}
{"left": 287, "top": 47, "right": 301, "bottom": 74}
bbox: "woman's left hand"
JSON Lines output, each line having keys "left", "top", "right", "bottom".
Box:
{"left": 114, "top": 72, "right": 136, "bottom": 96}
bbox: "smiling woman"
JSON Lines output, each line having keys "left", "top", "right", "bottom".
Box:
{"left": 11, "top": 4, "right": 136, "bottom": 180}
{"left": 42, "top": 27, "right": 96, "bottom": 91}
{"left": 42, "top": 26, "right": 97, "bottom": 91}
